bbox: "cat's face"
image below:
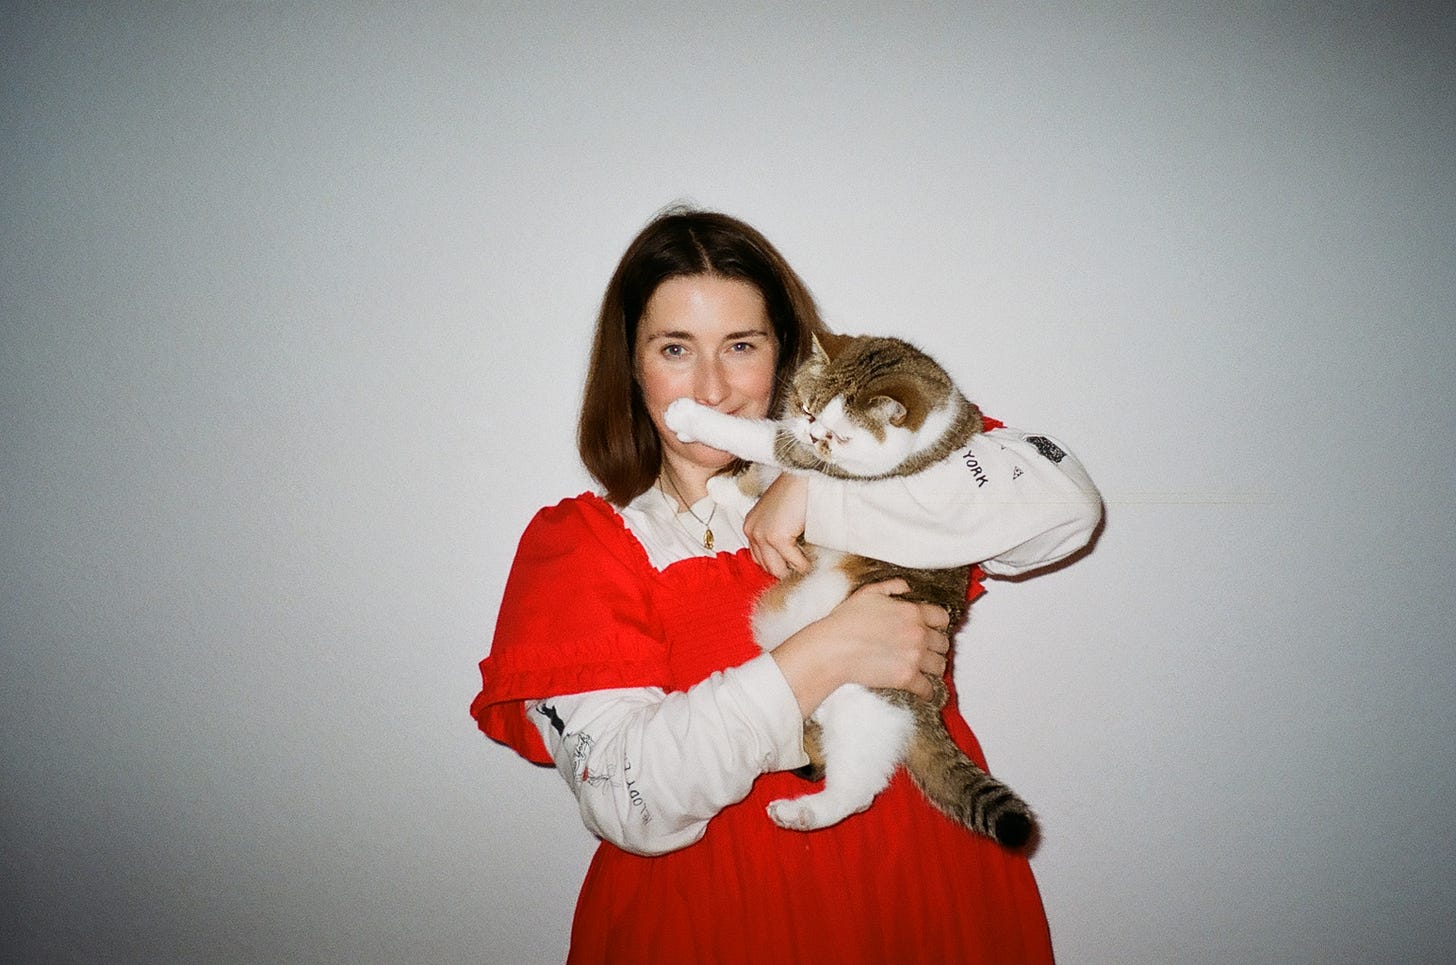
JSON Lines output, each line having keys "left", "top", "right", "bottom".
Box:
{"left": 784, "top": 333, "right": 959, "bottom": 478}
{"left": 788, "top": 392, "right": 921, "bottom": 476}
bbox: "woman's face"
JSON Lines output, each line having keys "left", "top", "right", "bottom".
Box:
{"left": 634, "top": 274, "right": 779, "bottom": 482}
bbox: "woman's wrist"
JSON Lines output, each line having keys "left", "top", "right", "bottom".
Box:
{"left": 744, "top": 472, "right": 811, "bottom": 577}
{"left": 768, "top": 621, "right": 846, "bottom": 718}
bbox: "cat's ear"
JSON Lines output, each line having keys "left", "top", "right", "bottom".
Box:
{"left": 866, "top": 375, "right": 927, "bottom": 428}
{"left": 812, "top": 331, "right": 852, "bottom": 361}
{"left": 866, "top": 394, "right": 909, "bottom": 427}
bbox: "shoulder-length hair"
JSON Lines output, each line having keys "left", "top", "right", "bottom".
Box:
{"left": 579, "top": 206, "right": 831, "bottom": 506}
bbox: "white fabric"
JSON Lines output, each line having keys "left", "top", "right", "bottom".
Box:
{"left": 532, "top": 425, "right": 1101, "bottom": 855}
{"left": 529, "top": 656, "right": 808, "bottom": 856}
{"left": 804, "top": 426, "right": 1102, "bottom": 575}
{"left": 617, "top": 483, "right": 750, "bottom": 570}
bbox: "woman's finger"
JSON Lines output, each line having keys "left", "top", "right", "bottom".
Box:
{"left": 908, "top": 670, "right": 936, "bottom": 700}
{"left": 863, "top": 577, "right": 912, "bottom": 598}
{"left": 753, "top": 544, "right": 788, "bottom": 579}
{"left": 776, "top": 538, "right": 811, "bottom": 574}
{"left": 918, "top": 602, "right": 951, "bottom": 632}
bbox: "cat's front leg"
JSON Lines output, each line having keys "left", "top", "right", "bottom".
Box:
{"left": 663, "top": 398, "right": 781, "bottom": 464}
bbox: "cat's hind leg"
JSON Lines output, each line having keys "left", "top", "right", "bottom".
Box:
{"left": 766, "top": 685, "right": 912, "bottom": 831}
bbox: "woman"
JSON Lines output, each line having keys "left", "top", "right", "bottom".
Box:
{"left": 471, "top": 207, "right": 1101, "bottom": 963}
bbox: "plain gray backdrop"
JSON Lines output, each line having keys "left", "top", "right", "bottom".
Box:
{"left": 4, "top": 3, "right": 1453, "bottom": 963}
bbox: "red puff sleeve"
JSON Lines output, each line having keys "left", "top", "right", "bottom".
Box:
{"left": 470, "top": 493, "right": 675, "bottom": 764}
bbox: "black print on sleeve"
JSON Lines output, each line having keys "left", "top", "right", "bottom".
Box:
{"left": 538, "top": 703, "right": 566, "bottom": 736}
{"left": 960, "top": 448, "right": 991, "bottom": 487}
{"left": 536, "top": 703, "right": 653, "bottom": 828}
{"left": 1025, "top": 436, "right": 1067, "bottom": 464}
{"left": 623, "top": 759, "right": 652, "bottom": 825}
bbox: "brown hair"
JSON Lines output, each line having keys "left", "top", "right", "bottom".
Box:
{"left": 578, "top": 206, "right": 831, "bottom": 505}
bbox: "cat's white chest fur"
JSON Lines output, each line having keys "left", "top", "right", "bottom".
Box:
{"left": 750, "top": 548, "right": 852, "bottom": 651}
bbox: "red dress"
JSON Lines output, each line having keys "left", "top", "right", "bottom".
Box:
{"left": 472, "top": 493, "right": 1055, "bottom": 964}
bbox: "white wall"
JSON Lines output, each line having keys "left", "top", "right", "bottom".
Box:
{"left": 4, "top": 3, "right": 1453, "bottom": 963}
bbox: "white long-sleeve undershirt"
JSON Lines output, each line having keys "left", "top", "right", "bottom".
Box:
{"left": 528, "top": 655, "right": 808, "bottom": 856}
{"left": 805, "top": 426, "right": 1102, "bottom": 574}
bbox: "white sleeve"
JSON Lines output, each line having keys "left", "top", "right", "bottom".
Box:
{"left": 528, "top": 653, "right": 810, "bottom": 856}
{"left": 803, "top": 426, "right": 1103, "bottom": 575}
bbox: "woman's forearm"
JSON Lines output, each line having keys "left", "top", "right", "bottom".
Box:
{"left": 530, "top": 654, "right": 808, "bottom": 856}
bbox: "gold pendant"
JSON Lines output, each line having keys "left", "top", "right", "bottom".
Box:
{"left": 703, "top": 529, "right": 714, "bottom": 551}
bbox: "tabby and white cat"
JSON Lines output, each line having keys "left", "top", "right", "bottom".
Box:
{"left": 664, "top": 332, "right": 1036, "bottom": 849}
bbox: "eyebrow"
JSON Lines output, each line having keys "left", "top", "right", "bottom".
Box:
{"left": 643, "top": 328, "right": 773, "bottom": 341}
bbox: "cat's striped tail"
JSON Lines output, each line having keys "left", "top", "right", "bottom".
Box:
{"left": 903, "top": 705, "right": 1038, "bottom": 850}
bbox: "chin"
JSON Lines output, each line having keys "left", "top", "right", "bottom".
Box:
{"left": 685, "top": 441, "right": 739, "bottom": 469}
{"left": 669, "top": 439, "right": 739, "bottom": 468}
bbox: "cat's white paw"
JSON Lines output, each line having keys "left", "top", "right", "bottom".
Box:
{"left": 663, "top": 398, "right": 705, "bottom": 443}
{"left": 704, "top": 472, "right": 737, "bottom": 502}
{"left": 767, "top": 798, "right": 821, "bottom": 831}
{"left": 767, "top": 791, "right": 872, "bottom": 831}
{"left": 706, "top": 473, "right": 759, "bottom": 515}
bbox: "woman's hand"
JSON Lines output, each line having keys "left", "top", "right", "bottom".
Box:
{"left": 770, "top": 579, "right": 952, "bottom": 717}
{"left": 744, "top": 472, "right": 810, "bottom": 577}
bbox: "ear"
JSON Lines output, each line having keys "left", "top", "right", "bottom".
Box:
{"left": 866, "top": 394, "right": 909, "bottom": 427}
{"left": 865, "top": 375, "right": 928, "bottom": 429}
{"left": 812, "top": 331, "right": 853, "bottom": 361}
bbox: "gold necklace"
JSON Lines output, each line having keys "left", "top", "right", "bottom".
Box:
{"left": 660, "top": 470, "right": 718, "bottom": 551}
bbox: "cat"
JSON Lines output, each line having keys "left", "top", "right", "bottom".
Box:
{"left": 664, "top": 331, "right": 1036, "bottom": 849}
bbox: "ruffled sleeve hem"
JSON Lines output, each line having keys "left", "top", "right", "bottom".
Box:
{"left": 470, "top": 493, "right": 675, "bottom": 764}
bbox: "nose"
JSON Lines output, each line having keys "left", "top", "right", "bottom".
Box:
{"left": 694, "top": 358, "right": 728, "bottom": 407}
{"left": 809, "top": 425, "right": 839, "bottom": 451}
